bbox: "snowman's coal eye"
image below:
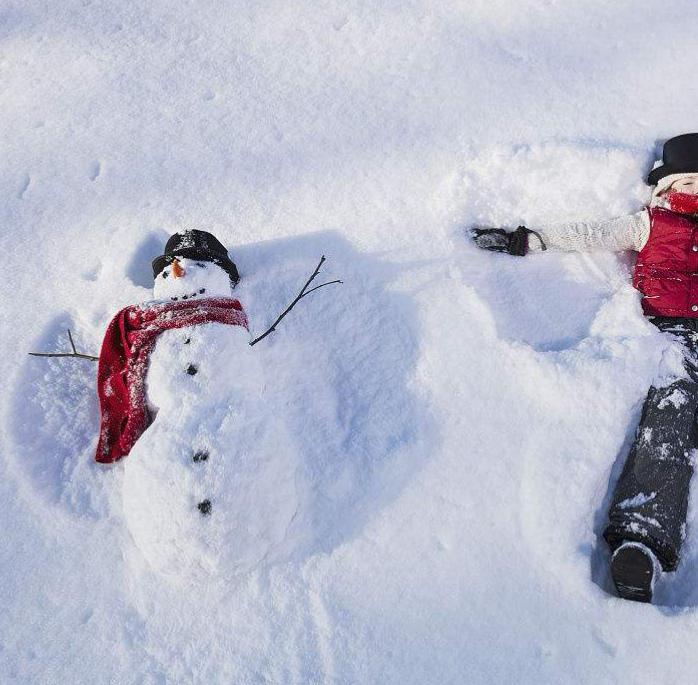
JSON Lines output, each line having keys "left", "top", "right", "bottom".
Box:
{"left": 162, "top": 270, "right": 169, "bottom": 279}
{"left": 196, "top": 262, "right": 206, "bottom": 268}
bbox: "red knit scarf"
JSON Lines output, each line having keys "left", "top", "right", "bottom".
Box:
{"left": 95, "top": 297, "right": 248, "bottom": 463}
{"left": 667, "top": 191, "right": 698, "bottom": 215}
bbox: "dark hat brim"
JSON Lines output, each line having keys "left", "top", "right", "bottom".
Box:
{"left": 647, "top": 163, "right": 698, "bottom": 186}
{"left": 151, "top": 248, "right": 240, "bottom": 285}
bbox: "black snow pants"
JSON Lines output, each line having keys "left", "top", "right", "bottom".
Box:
{"left": 604, "top": 317, "right": 698, "bottom": 572}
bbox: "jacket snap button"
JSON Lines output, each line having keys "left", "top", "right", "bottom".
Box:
{"left": 692, "top": 305, "right": 698, "bottom": 312}
{"left": 693, "top": 245, "right": 698, "bottom": 252}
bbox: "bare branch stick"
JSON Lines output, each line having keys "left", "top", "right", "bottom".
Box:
{"left": 249, "top": 256, "right": 342, "bottom": 346}
{"left": 68, "top": 328, "right": 78, "bottom": 354}
{"left": 67, "top": 328, "right": 78, "bottom": 354}
{"left": 29, "top": 329, "right": 99, "bottom": 362}
{"left": 301, "top": 280, "right": 343, "bottom": 298}
{"left": 28, "top": 351, "right": 100, "bottom": 361}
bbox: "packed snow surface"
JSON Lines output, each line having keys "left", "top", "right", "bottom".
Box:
{"left": 5, "top": 1, "right": 698, "bottom": 683}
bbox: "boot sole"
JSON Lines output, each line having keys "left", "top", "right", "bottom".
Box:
{"left": 611, "top": 544, "right": 655, "bottom": 603}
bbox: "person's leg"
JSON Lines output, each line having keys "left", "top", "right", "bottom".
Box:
{"left": 604, "top": 320, "right": 698, "bottom": 599}
{"left": 604, "top": 376, "right": 698, "bottom": 571}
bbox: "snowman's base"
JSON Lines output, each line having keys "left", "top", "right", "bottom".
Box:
{"left": 121, "top": 322, "right": 300, "bottom": 582}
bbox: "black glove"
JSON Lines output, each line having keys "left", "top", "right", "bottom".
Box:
{"left": 470, "top": 225, "right": 546, "bottom": 256}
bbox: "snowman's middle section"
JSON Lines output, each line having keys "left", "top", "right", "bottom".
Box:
{"left": 122, "top": 318, "right": 299, "bottom": 581}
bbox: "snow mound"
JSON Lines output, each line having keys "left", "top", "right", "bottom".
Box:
{"left": 456, "top": 141, "right": 649, "bottom": 228}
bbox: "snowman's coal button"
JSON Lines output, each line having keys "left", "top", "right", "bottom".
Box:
{"left": 186, "top": 364, "right": 198, "bottom": 375}
{"left": 192, "top": 450, "right": 209, "bottom": 463}
{"left": 198, "top": 499, "right": 212, "bottom": 515}
{"left": 183, "top": 337, "right": 191, "bottom": 345}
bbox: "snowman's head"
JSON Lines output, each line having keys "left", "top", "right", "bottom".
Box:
{"left": 153, "top": 256, "right": 235, "bottom": 301}
{"left": 151, "top": 230, "right": 240, "bottom": 301}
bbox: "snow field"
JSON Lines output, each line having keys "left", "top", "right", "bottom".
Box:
{"left": 5, "top": 0, "right": 698, "bottom": 683}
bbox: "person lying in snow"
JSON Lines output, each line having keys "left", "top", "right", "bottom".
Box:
{"left": 472, "top": 132, "right": 698, "bottom": 603}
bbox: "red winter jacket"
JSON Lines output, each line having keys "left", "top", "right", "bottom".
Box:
{"left": 633, "top": 207, "right": 698, "bottom": 318}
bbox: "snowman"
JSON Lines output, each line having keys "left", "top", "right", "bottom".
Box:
{"left": 95, "top": 230, "right": 299, "bottom": 581}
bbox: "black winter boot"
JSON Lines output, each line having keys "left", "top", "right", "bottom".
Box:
{"left": 611, "top": 542, "right": 661, "bottom": 603}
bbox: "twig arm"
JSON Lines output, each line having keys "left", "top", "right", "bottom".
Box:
{"left": 28, "top": 351, "right": 100, "bottom": 361}
{"left": 249, "top": 256, "right": 342, "bottom": 347}
{"left": 28, "top": 329, "right": 99, "bottom": 362}
{"left": 301, "top": 280, "right": 343, "bottom": 297}
{"left": 67, "top": 329, "right": 78, "bottom": 354}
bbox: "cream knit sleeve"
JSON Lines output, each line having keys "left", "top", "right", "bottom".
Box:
{"left": 528, "top": 209, "right": 650, "bottom": 253}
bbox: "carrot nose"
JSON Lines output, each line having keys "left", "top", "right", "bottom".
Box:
{"left": 171, "top": 260, "right": 185, "bottom": 278}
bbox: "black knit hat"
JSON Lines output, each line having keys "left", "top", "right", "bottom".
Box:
{"left": 647, "top": 133, "right": 698, "bottom": 185}
{"left": 152, "top": 230, "right": 240, "bottom": 285}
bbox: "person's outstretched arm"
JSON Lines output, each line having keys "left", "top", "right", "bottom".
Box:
{"left": 472, "top": 210, "right": 650, "bottom": 256}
